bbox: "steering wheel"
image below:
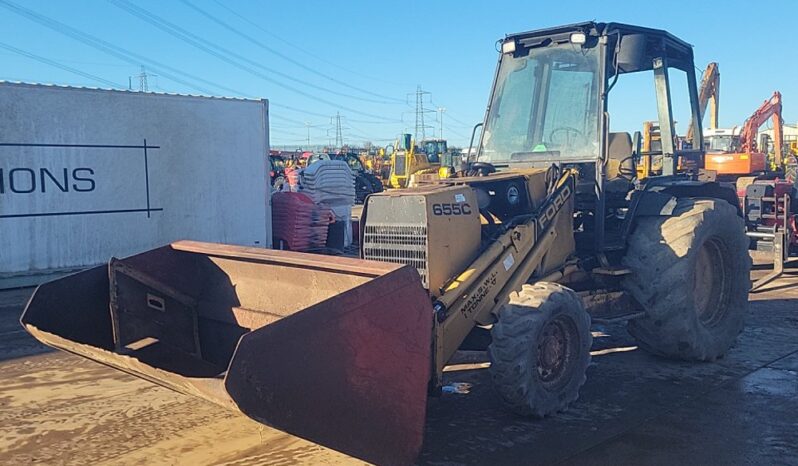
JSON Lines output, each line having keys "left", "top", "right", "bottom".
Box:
{"left": 466, "top": 162, "right": 496, "bottom": 177}
{"left": 549, "top": 126, "right": 586, "bottom": 147}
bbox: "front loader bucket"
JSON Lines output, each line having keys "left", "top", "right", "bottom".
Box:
{"left": 21, "top": 240, "right": 433, "bottom": 465}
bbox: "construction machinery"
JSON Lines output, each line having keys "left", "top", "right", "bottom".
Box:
{"left": 686, "top": 62, "right": 719, "bottom": 144}
{"left": 744, "top": 176, "right": 798, "bottom": 290}
{"left": 22, "top": 22, "right": 751, "bottom": 466}
{"left": 422, "top": 138, "right": 463, "bottom": 180}
{"left": 638, "top": 62, "right": 719, "bottom": 179}
{"left": 388, "top": 134, "right": 451, "bottom": 188}
{"left": 700, "top": 91, "right": 796, "bottom": 289}
{"left": 269, "top": 153, "right": 288, "bottom": 191}
{"left": 705, "top": 91, "right": 784, "bottom": 176}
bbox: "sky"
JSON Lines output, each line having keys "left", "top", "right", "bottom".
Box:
{"left": 0, "top": 0, "right": 795, "bottom": 148}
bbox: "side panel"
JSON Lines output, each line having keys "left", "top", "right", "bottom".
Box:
{"left": 0, "top": 83, "right": 271, "bottom": 287}
{"left": 704, "top": 152, "right": 767, "bottom": 175}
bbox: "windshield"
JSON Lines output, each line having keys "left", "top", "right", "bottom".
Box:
{"left": 346, "top": 155, "right": 363, "bottom": 171}
{"left": 423, "top": 141, "right": 445, "bottom": 163}
{"left": 705, "top": 135, "right": 736, "bottom": 153}
{"left": 479, "top": 42, "right": 600, "bottom": 163}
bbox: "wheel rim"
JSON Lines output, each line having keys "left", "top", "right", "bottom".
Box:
{"left": 693, "top": 236, "right": 731, "bottom": 327}
{"left": 536, "top": 315, "right": 579, "bottom": 390}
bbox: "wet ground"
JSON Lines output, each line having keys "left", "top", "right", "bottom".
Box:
{"left": 1, "top": 257, "right": 797, "bottom": 465}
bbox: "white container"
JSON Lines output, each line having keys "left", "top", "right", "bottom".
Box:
{"left": 0, "top": 82, "right": 271, "bottom": 288}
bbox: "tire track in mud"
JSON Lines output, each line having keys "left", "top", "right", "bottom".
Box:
{"left": 1, "top": 352, "right": 358, "bottom": 465}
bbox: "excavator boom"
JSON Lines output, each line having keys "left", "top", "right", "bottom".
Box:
{"left": 686, "top": 62, "right": 720, "bottom": 143}
{"left": 739, "top": 91, "right": 783, "bottom": 165}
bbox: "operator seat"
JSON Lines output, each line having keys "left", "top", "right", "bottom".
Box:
{"left": 605, "top": 132, "right": 635, "bottom": 191}
{"left": 574, "top": 132, "right": 636, "bottom": 211}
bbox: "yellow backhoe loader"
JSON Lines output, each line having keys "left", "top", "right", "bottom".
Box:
{"left": 22, "top": 22, "right": 750, "bottom": 466}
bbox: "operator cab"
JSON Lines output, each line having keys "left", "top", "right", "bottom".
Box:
{"left": 422, "top": 139, "right": 447, "bottom": 164}
{"left": 472, "top": 22, "right": 707, "bottom": 252}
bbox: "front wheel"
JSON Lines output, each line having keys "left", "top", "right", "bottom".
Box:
{"left": 488, "top": 283, "right": 592, "bottom": 417}
{"left": 622, "top": 198, "right": 750, "bottom": 360}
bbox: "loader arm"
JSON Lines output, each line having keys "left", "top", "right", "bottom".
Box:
{"left": 429, "top": 171, "right": 576, "bottom": 388}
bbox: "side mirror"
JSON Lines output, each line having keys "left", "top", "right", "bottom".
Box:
{"left": 385, "top": 144, "right": 395, "bottom": 156}
{"left": 616, "top": 34, "right": 648, "bottom": 73}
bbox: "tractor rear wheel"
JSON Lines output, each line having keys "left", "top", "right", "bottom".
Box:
{"left": 488, "top": 283, "right": 592, "bottom": 417}
{"left": 622, "top": 197, "right": 750, "bottom": 360}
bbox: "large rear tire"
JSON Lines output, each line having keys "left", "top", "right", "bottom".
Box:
{"left": 622, "top": 198, "right": 750, "bottom": 361}
{"left": 488, "top": 283, "right": 592, "bottom": 417}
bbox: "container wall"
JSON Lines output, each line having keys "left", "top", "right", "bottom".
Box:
{"left": 0, "top": 82, "right": 271, "bottom": 287}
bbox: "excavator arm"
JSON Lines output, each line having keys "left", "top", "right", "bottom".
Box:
{"left": 739, "top": 91, "right": 783, "bottom": 166}
{"left": 686, "top": 62, "right": 719, "bottom": 143}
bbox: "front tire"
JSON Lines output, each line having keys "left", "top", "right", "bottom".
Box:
{"left": 622, "top": 198, "right": 750, "bottom": 360}
{"left": 488, "top": 283, "right": 592, "bottom": 417}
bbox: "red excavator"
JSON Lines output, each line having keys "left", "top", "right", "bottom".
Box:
{"left": 704, "top": 91, "right": 784, "bottom": 176}
{"left": 705, "top": 91, "right": 797, "bottom": 289}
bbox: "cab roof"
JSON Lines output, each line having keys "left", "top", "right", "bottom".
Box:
{"left": 504, "top": 21, "right": 695, "bottom": 73}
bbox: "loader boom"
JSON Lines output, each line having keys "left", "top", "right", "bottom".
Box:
{"left": 431, "top": 173, "right": 574, "bottom": 385}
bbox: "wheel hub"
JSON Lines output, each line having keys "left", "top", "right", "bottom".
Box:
{"left": 537, "top": 317, "right": 576, "bottom": 388}
{"left": 693, "top": 237, "right": 731, "bottom": 327}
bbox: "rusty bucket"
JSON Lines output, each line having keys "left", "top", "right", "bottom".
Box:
{"left": 21, "top": 240, "right": 432, "bottom": 465}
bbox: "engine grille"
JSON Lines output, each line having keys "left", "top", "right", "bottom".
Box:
{"left": 363, "top": 224, "right": 428, "bottom": 288}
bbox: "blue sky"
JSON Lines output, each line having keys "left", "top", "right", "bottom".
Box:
{"left": 0, "top": 0, "right": 795, "bottom": 148}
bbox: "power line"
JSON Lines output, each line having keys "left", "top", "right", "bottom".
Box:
{"left": 178, "top": 0, "right": 404, "bottom": 104}
{"left": 0, "top": 41, "right": 125, "bottom": 88}
{"left": 209, "top": 0, "right": 411, "bottom": 88}
{"left": 0, "top": 52, "right": 131, "bottom": 68}
{"left": 109, "top": 0, "right": 400, "bottom": 112}
{"left": 0, "top": 0, "right": 230, "bottom": 94}
{"left": 0, "top": 0, "right": 394, "bottom": 127}
{"left": 274, "top": 102, "right": 402, "bottom": 124}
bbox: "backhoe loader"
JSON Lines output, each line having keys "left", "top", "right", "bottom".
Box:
{"left": 22, "top": 22, "right": 750, "bottom": 466}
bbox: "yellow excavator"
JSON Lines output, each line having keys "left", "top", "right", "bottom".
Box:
{"left": 22, "top": 23, "right": 750, "bottom": 466}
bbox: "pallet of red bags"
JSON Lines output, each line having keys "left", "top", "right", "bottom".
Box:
{"left": 272, "top": 191, "right": 334, "bottom": 251}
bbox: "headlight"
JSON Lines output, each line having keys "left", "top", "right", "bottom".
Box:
{"left": 507, "top": 186, "right": 520, "bottom": 205}
{"left": 501, "top": 40, "right": 516, "bottom": 54}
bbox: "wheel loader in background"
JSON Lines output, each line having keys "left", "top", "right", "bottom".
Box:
{"left": 21, "top": 22, "right": 750, "bottom": 466}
